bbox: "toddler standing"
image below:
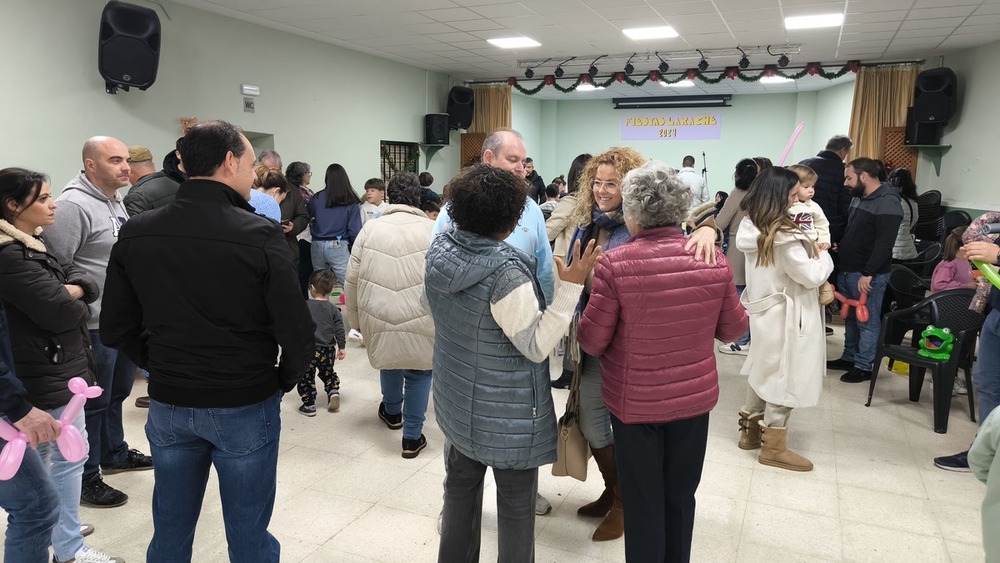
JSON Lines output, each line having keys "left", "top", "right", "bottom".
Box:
{"left": 298, "top": 269, "right": 347, "bottom": 416}
{"left": 787, "top": 164, "right": 834, "bottom": 305}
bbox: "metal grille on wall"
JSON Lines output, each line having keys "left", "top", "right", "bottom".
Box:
{"left": 379, "top": 141, "right": 419, "bottom": 180}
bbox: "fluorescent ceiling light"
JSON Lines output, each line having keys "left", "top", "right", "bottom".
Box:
{"left": 663, "top": 80, "right": 695, "bottom": 88}
{"left": 487, "top": 37, "right": 540, "bottom": 49}
{"left": 576, "top": 84, "right": 605, "bottom": 92}
{"left": 760, "top": 76, "right": 794, "bottom": 84}
{"left": 622, "top": 26, "right": 678, "bottom": 40}
{"left": 784, "top": 13, "right": 844, "bottom": 29}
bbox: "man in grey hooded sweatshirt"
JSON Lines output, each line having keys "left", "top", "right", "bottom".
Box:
{"left": 45, "top": 136, "right": 153, "bottom": 510}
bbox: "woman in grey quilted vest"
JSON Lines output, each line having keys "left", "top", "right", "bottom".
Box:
{"left": 425, "top": 164, "right": 601, "bottom": 563}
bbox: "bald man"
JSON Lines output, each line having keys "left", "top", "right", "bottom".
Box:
{"left": 45, "top": 136, "right": 153, "bottom": 511}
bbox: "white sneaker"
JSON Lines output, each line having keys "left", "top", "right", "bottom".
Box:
{"left": 718, "top": 342, "right": 749, "bottom": 356}
{"left": 953, "top": 379, "right": 968, "bottom": 396}
{"left": 348, "top": 329, "right": 364, "bottom": 345}
{"left": 57, "top": 546, "right": 124, "bottom": 563}
{"left": 535, "top": 492, "right": 552, "bottom": 516}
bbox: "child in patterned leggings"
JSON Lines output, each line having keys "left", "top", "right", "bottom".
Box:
{"left": 298, "top": 269, "right": 346, "bottom": 416}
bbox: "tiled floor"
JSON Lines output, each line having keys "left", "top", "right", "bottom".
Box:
{"left": 1, "top": 325, "right": 986, "bottom": 562}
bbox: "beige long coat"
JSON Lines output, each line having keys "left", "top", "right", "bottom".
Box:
{"left": 736, "top": 217, "right": 833, "bottom": 408}
{"left": 345, "top": 205, "right": 435, "bottom": 370}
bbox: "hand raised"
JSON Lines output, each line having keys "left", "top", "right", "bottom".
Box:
{"left": 555, "top": 239, "right": 602, "bottom": 286}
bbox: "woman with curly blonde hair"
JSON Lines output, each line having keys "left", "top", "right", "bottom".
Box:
{"left": 563, "top": 146, "right": 646, "bottom": 541}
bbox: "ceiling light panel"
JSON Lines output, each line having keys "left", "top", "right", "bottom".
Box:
{"left": 784, "top": 13, "right": 845, "bottom": 29}
{"left": 487, "top": 37, "right": 541, "bottom": 48}
{"left": 622, "top": 26, "right": 679, "bottom": 40}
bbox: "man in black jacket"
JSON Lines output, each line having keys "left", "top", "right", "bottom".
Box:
{"left": 123, "top": 140, "right": 187, "bottom": 217}
{"left": 524, "top": 157, "right": 546, "bottom": 205}
{"left": 799, "top": 135, "right": 854, "bottom": 245}
{"left": 101, "top": 120, "right": 314, "bottom": 562}
{"left": 827, "top": 157, "right": 902, "bottom": 384}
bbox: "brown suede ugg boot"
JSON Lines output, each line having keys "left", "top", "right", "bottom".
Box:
{"left": 738, "top": 410, "right": 764, "bottom": 450}
{"left": 758, "top": 421, "right": 813, "bottom": 471}
{"left": 578, "top": 445, "right": 617, "bottom": 517}
{"left": 592, "top": 486, "right": 624, "bottom": 542}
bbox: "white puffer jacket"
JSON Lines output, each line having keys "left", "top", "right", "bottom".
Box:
{"left": 345, "top": 205, "right": 435, "bottom": 370}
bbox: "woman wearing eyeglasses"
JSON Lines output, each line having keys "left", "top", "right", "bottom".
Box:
{"left": 562, "top": 147, "right": 645, "bottom": 541}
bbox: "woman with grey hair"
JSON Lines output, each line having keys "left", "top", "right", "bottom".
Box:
{"left": 578, "top": 160, "right": 748, "bottom": 562}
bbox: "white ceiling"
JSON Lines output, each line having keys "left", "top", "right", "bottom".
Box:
{"left": 170, "top": 0, "right": 1000, "bottom": 99}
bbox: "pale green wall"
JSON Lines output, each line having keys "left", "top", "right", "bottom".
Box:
{"left": 0, "top": 0, "right": 459, "bottom": 193}
{"left": 918, "top": 40, "right": 1000, "bottom": 212}
{"left": 513, "top": 89, "right": 855, "bottom": 192}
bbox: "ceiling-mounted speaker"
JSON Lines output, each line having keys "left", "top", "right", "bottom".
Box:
{"left": 424, "top": 114, "right": 449, "bottom": 145}
{"left": 99, "top": 1, "right": 161, "bottom": 94}
{"left": 447, "top": 87, "right": 475, "bottom": 130}
{"left": 913, "top": 67, "right": 957, "bottom": 124}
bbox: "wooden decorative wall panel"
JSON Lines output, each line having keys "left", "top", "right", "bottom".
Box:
{"left": 880, "top": 127, "right": 918, "bottom": 174}
{"left": 460, "top": 133, "right": 486, "bottom": 169}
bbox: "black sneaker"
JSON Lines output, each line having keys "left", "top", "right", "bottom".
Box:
{"left": 840, "top": 368, "right": 872, "bottom": 383}
{"left": 101, "top": 449, "right": 153, "bottom": 474}
{"left": 81, "top": 475, "right": 128, "bottom": 508}
{"left": 551, "top": 370, "right": 573, "bottom": 389}
{"left": 934, "top": 450, "right": 971, "bottom": 472}
{"left": 825, "top": 326, "right": 834, "bottom": 336}
{"left": 298, "top": 404, "right": 317, "bottom": 417}
{"left": 402, "top": 434, "right": 427, "bottom": 459}
{"left": 378, "top": 402, "right": 402, "bottom": 430}
{"left": 827, "top": 357, "right": 854, "bottom": 370}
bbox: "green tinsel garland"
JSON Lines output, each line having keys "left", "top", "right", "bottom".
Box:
{"left": 507, "top": 61, "right": 859, "bottom": 95}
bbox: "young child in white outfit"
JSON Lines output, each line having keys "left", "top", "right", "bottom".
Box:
{"left": 787, "top": 164, "right": 834, "bottom": 305}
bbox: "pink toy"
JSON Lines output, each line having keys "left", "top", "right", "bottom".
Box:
{"left": 339, "top": 294, "right": 346, "bottom": 305}
{"left": 777, "top": 122, "right": 806, "bottom": 165}
{"left": 0, "top": 377, "right": 102, "bottom": 480}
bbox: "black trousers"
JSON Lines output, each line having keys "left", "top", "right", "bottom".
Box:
{"left": 611, "top": 412, "right": 710, "bottom": 563}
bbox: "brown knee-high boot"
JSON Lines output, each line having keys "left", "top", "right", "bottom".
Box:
{"left": 577, "top": 445, "right": 616, "bottom": 517}
{"left": 592, "top": 485, "right": 623, "bottom": 542}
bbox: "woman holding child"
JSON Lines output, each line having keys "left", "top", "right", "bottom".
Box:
{"left": 735, "top": 166, "right": 834, "bottom": 472}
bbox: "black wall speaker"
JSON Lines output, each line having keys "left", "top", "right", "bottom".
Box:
{"left": 913, "top": 67, "right": 957, "bottom": 123}
{"left": 447, "top": 87, "right": 475, "bottom": 130}
{"left": 904, "top": 106, "right": 942, "bottom": 146}
{"left": 424, "top": 114, "right": 450, "bottom": 145}
{"left": 99, "top": 1, "right": 161, "bottom": 93}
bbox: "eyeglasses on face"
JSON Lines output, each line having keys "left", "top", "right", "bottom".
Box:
{"left": 591, "top": 180, "right": 620, "bottom": 190}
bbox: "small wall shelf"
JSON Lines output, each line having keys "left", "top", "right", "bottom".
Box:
{"left": 906, "top": 144, "right": 952, "bottom": 176}
{"left": 421, "top": 144, "right": 446, "bottom": 169}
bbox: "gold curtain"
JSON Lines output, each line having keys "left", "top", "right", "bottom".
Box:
{"left": 848, "top": 64, "right": 922, "bottom": 159}
{"left": 469, "top": 84, "right": 512, "bottom": 133}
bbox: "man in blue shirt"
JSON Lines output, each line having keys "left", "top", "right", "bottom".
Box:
{"left": 433, "top": 129, "right": 555, "bottom": 304}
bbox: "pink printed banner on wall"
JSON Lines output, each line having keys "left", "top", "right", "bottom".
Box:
{"left": 621, "top": 113, "right": 722, "bottom": 140}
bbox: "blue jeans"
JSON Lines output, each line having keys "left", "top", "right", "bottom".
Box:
{"left": 37, "top": 406, "right": 87, "bottom": 561}
{"left": 734, "top": 285, "right": 750, "bottom": 346}
{"left": 838, "top": 271, "right": 890, "bottom": 371}
{"left": 380, "top": 369, "right": 432, "bottom": 440}
{"left": 85, "top": 330, "right": 137, "bottom": 480}
{"left": 145, "top": 391, "right": 282, "bottom": 563}
{"left": 975, "top": 309, "right": 1000, "bottom": 425}
{"left": 311, "top": 240, "right": 350, "bottom": 291}
{"left": 438, "top": 444, "right": 537, "bottom": 563}
{"left": 579, "top": 354, "right": 614, "bottom": 449}
{"left": 0, "top": 428, "right": 60, "bottom": 563}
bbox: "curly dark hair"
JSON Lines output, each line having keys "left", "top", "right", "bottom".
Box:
{"left": 448, "top": 164, "right": 527, "bottom": 238}
{"left": 387, "top": 172, "right": 421, "bottom": 208}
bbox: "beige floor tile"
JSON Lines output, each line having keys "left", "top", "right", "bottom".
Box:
{"left": 323, "top": 504, "right": 438, "bottom": 561}
{"left": 748, "top": 470, "right": 840, "bottom": 517}
{"left": 740, "top": 502, "right": 842, "bottom": 559}
{"left": 838, "top": 485, "right": 940, "bottom": 536}
{"left": 841, "top": 521, "right": 949, "bottom": 562}
{"left": 834, "top": 454, "right": 929, "bottom": 498}
{"left": 946, "top": 540, "right": 986, "bottom": 563}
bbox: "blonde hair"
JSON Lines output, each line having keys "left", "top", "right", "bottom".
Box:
{"left": 741, "top": 167, "right": 811, "bottom": 267}
{"left": 786, "top": 164, "right": 818, "bottom": 186}
{"left": 571, "top": 147, "right": 647, "bottom": 225}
